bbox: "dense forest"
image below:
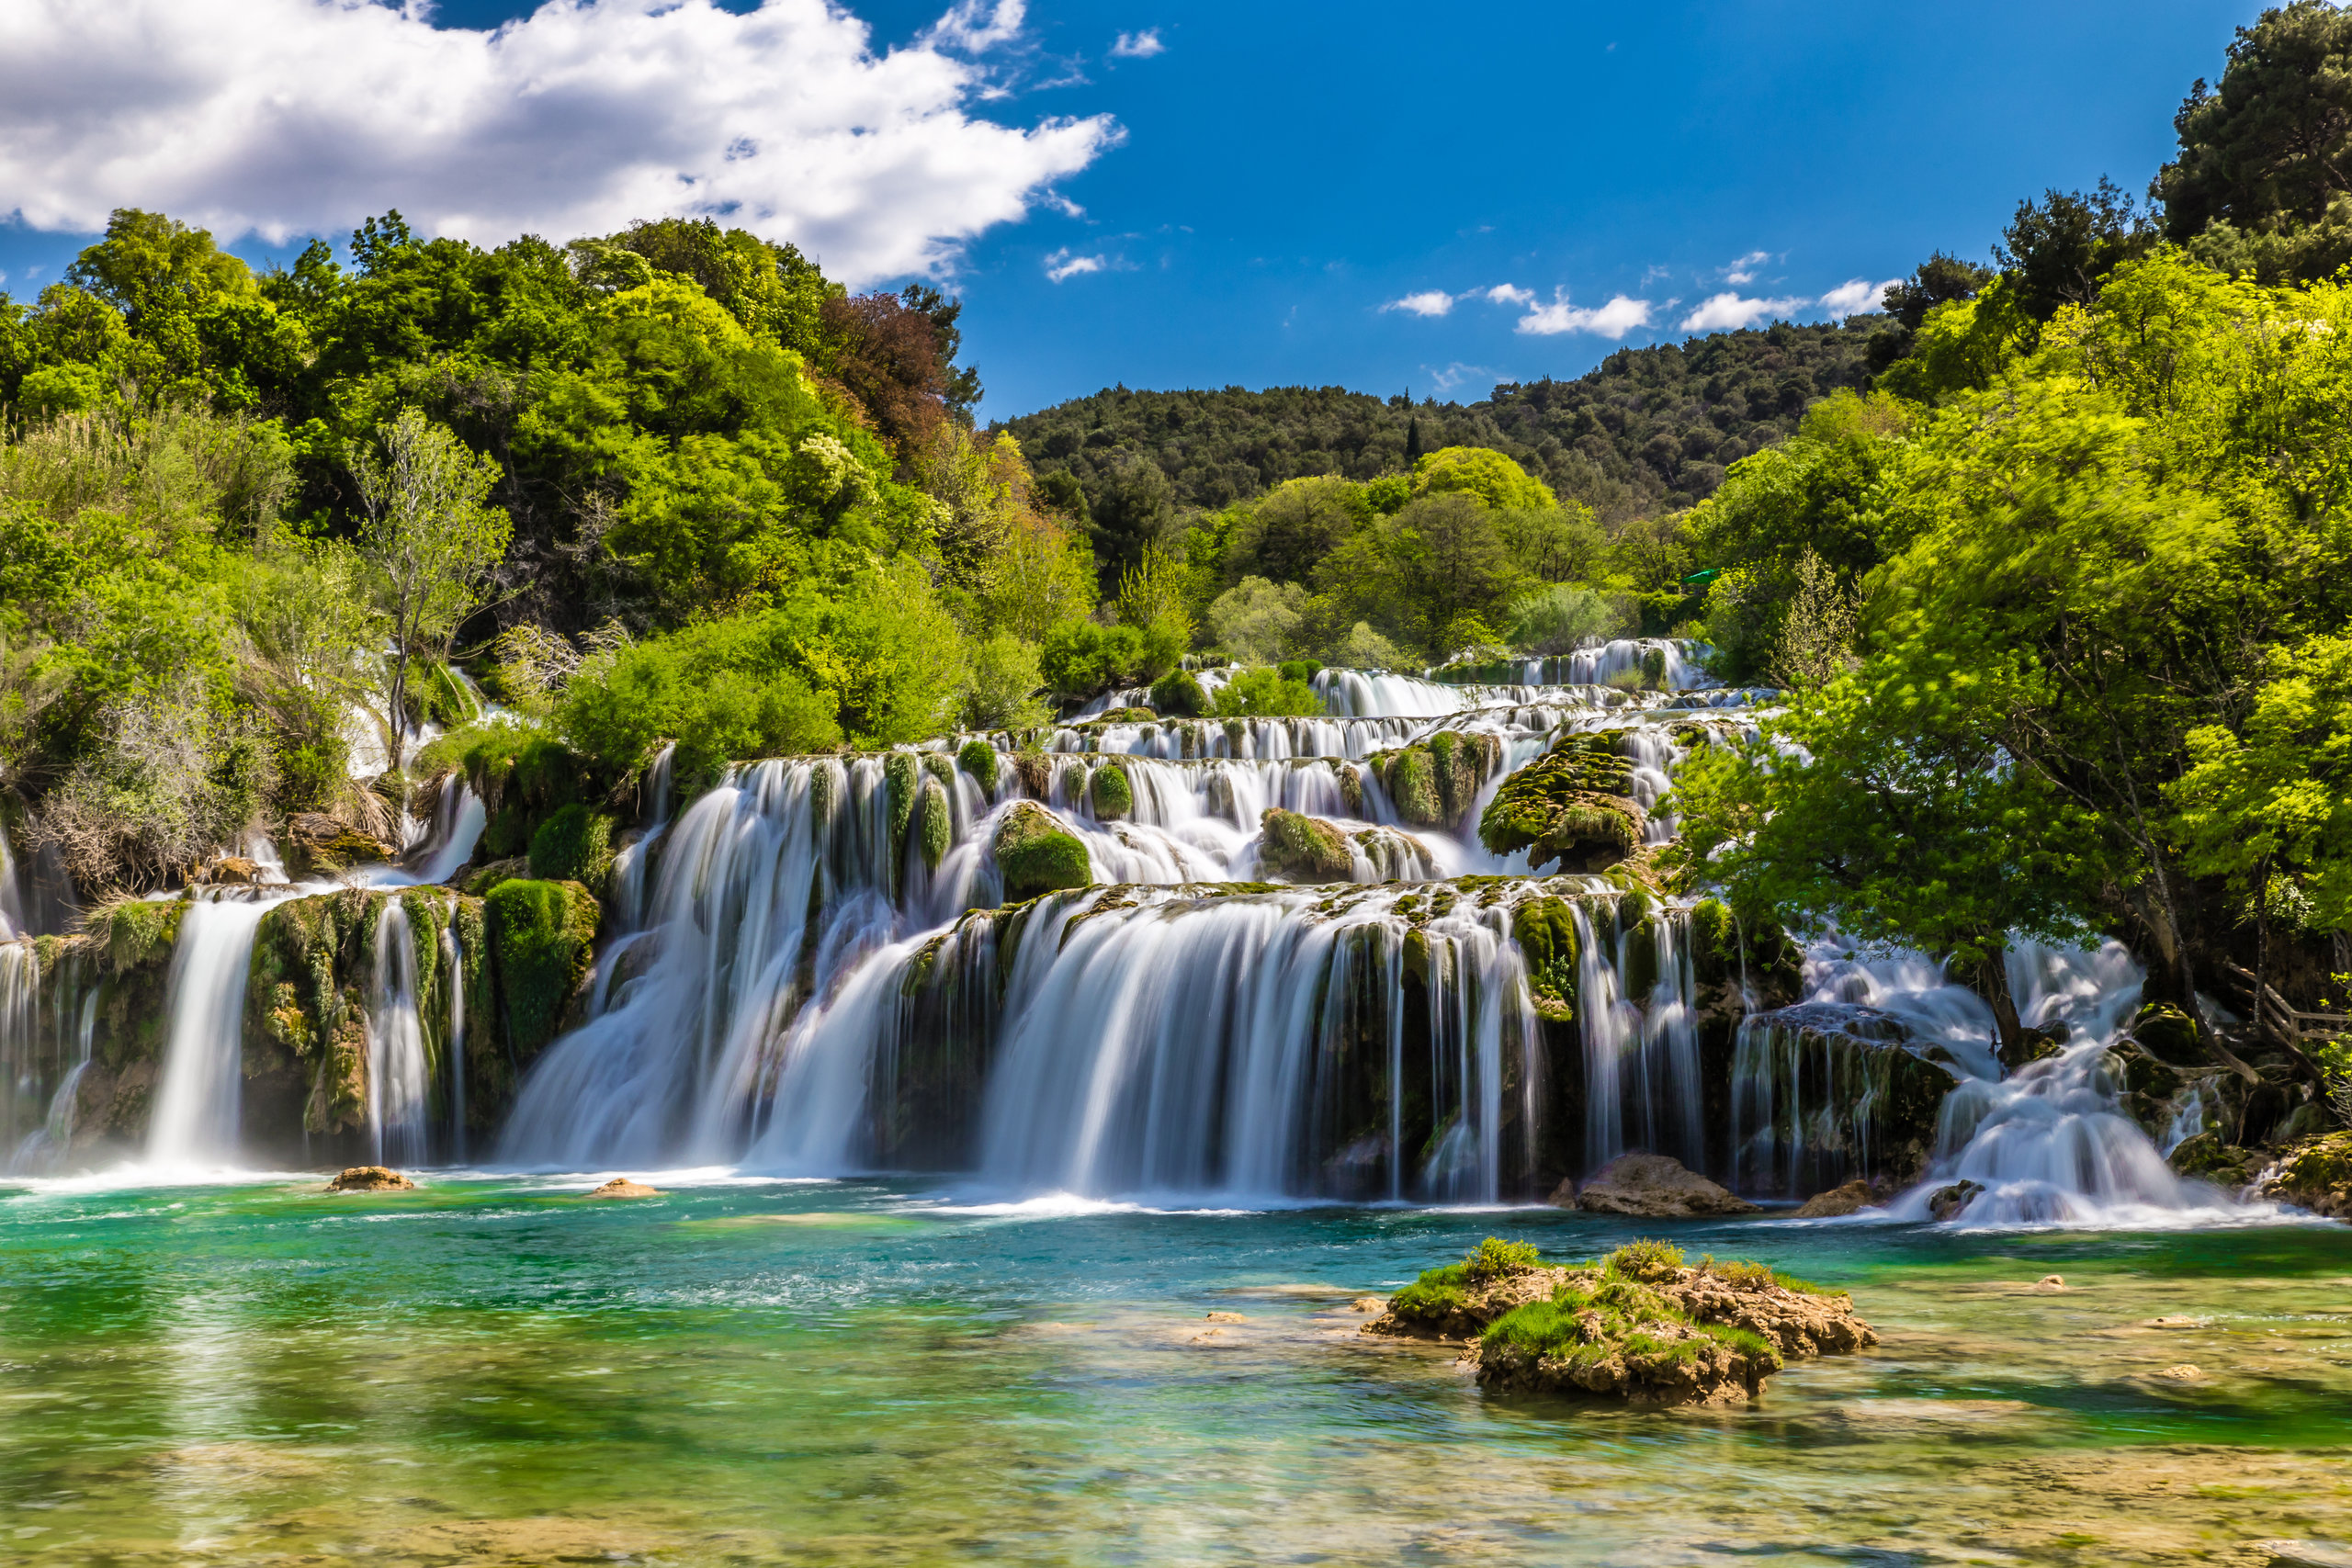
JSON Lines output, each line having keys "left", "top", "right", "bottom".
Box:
{"left": 4, "top": 0, "right": 2352, "bottom": 1080}
{"left": 992, "top": 318, "right": 1880, "bottom": 533}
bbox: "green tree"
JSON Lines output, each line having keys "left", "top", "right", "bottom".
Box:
{"left": 349, "top": 408, "right": 514, "bottom": 773}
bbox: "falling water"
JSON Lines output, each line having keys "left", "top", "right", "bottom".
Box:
{"left": 148, "top": 895, "right": 274, "bottom": 1168}
{"left": 442, "top": 902, "right": 467, "bottom": 1164}
{"left": 367, "top": 900, "right": 431, "bottom": 1167}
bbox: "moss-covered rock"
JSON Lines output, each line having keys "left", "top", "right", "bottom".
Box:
{"left": 1511, "top": 897, "right": 1579, "bottom": 1021}
{"left": 282, "top": 812, "right": 400, "bottom": 877}
{"left": 485, "top": 878, "right": 602, "bottom": 1067}
{"left": 1371, "top": 731, "right": 1501, "bottom": 829}
{"left": 461, "top": 856, "right": 529, "bottom": 897}
{"left": 1478, "top": 733, "right": 1645, "bottom": 873}
{"left": 918, "top": 778, "right": 953, "bottom": 871}
{"left": 956, "top": 739, "right": 1000, "bottom": 793}
{"left": 1150, "top": 669, "right": 1207, "bottom": 716}
{"left": 2169, "top": 1130, "right": 2259, "bottom": 1186}
{"left": 1090, "top": 762, "right": 1133, "bottom": 821}
{"left": 2261, "top": 1129, "right": 2352, "bottom": 1220}
{"left": 993, "top": 802, "right": 1093, "bottom": 903}
{"left": 458, "top": 729, "right": 598, "bottom": 869}
{"left": 1257, "top": 808, "right": 1353, "bottom": 882}
{"left": 527, "top": 803, "right": 615, "bottom": 888}
{"left": 1367, "top": 1240, "right": 1875, "bottom": 1407}
{"left": 2128, "top": 1002, "right": 2204, "bottom": 1066}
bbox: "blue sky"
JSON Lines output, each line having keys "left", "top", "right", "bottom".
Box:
{"left": 0, "top": 1, "right": 2265, "bottom": 420}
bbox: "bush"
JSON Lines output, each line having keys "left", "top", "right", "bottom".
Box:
{"left": 1606, "top": 1239, "right": 1685, "bottom": 1282}
{"left": 1148, "top": 667, "right": 1207, "bottom": 716}
{"left": 1277, "top": 659, "right": 1323, "bottom": 682}
{"left": 1507, "top": 583, "right": 1634, "bottom": 655}
{"left": 485, "top": 878, "right": 601, "bottom": 1063}
{"left": 961, "top": 630, "right": 1049, "bottom": 731}
{"left": 1039, "top": 620, "right": 1148, "bottom": 699}
{"left": 1464, "top": 1235, "right": 1543, "bottom": 1280}
{"left": 557, "top": 619, "right": 842, "bottom": 784}
{"left": 956, "top": 738, "right": 1000, "bottom": 792}
{"left": 1209, "top": 667, "right": 1323, "bottom": 718}
{"left": 527, "top": 803, "right": 615, "bottom": 886}
{"left": 1206, "top": 576, "right": 1307, "bottom": 664}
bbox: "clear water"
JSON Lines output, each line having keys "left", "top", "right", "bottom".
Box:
{"left": 5, "top": 1174, "right": 2348, "bottom": 1566}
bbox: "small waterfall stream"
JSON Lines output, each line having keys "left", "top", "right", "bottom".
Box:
{"left": 149, "top": 896, "right": 274, "bottom": 1168}
{"left": 367, "top": 900, "right": 430, "bottom": 1168}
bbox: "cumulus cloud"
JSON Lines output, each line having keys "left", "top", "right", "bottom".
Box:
{"left": 1109, "top": 28, "right": 1166, "bottom": 58}
{"left": 922, "top": 0, "right": 1026, "bottom": 52}
{"left": 1044, "top": 248, "right": 1107, "bottom": 282}
{"left": 1384, "top": 289, "right": 1454, "bottom": 317}
{"left": 1723, "top": 249, "right": 1770, "bottom": 285}
{"left": 1517, "top": 291, "right": 1656, "bottom": 338}
{"left": 1679, "top": 292, "right": 1809, "bottom": 332}
{"left": 1484, "top": 283, "right": 1534, "bottom": 306}
{"left": 0, "top": 0, "right": 1119, "bottom": 286}
{"left": 1818, "top": 276, "right": 1901, "bottom": 319}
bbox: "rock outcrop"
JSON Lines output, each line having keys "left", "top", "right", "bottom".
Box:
{"left": 586, "top": 1177, "right": 661, "bottom": 1198}
{"left": 328, "top": 1166, "right": 414, "bottom": 1190}
{"left": 993, "top": 802, "right": 1093, "bottom": 903}
{"left": 1476, "top": 733, "right": 1645, "bottom": 874}
{"left": 2260, "top": 1131, "right": 2352, "bottom": 1219}
{"left": 1558, "top": 1151, "right": 1760, "bottom": 1216}
{"left": 1256, "top": 808, "right": 1353, "bottom": 882}
{"left": 1367, "top": 1237, "right": 1875, "bottom": 1406}
{"left": 1792, "top": 1179, "right": 1883, "bottom": 1217}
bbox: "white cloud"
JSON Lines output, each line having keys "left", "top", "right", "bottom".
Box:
{"left": 1044, "top": 247, "right": 1106, "bottom": 282}
{"left": 1384, "top": 289, "right": 1454, "bottom": 317}
{"left": 1679, "top": 292, "right": 1808, "bottom": 332}
{"left": 1516, "top": 291, "right": 1656, "bottom": 338}
{"left": 0, "top": 0, "right": 1119, "bottom": 287}
{"left": 1484, "top": 283, "right": 1534, "bottom": 306}
{"left": 1723, "top": 249, "right": 1771, "bottom": 285}
{"left": 922, "top": 0, "right": 1026, "bottom": 52}
{"left": 1109, "top": 28, "right": 1166, "bottom": 58}
{"left": 1425, "top": 361, "right": 1493, "bottom": 394}
{"left": 1818, "top": 276, "right": 1901, "bottom": 319}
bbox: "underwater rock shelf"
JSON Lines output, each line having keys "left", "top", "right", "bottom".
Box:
{"left": 1366, "top": 1238, "right": 1876, "bottom": 1406}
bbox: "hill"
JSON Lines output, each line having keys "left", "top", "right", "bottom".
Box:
{"left": 991, "top": 315, "right": 1886, "bottom": 524}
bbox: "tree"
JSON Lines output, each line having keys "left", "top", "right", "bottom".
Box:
{"left": 1207, "top": 577, "right": 1307, "bottom": 663}
{"left": 1088, "top": 453, "right": 1177, "bottom": 577}
{"left": 1994, "top": 178, "right": 2157, "bottom": 321}
{"left": 1410, "top": 445, "right": 1556, "bottom": 511}
{"left": 1231, "top": 474, "right": 1365, "bottom": 584}
{"left": 349, "top": 408, "right": 513, "bottom": 774}
{"left": 1882, "top": 252, "right": 1996, "bottom": 332}
{"left": 817, "top": 290, "right": 947, "bottom": 461}
{"left": 1382, "top": 492, "right": 1514, "bottom": 655}
{"left": 2158, "top": 3, "right": 2352, "bottom": 241}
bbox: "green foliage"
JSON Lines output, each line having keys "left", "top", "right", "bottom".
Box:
{"left": 961, "top": 631, "right": 1048, "bottom": 732}
{"left": 993, "top": 801, "right": 1093, "bottom": 902}
{"left": 1506, "top": 582, "right": 1632, "bottom": 655}
{"left": 1148, "top": 668, "right": 1207, "bottom": 716}
{"left": 1040, "top": 619, "right": 1170, "bottom": 700}
{"left": 997, "top": 323, "right": 1881, "bottom": 520}
{"left": 956, "top": 739, "right": 1001, "bottom": 792}
{"left": 1465, "top": 1235, "right": 1543, "bottom": 1280}
{"left": 1206, "top": 576, "right": 1308, "bottom": 663}
{"left": 1411, "top": 446, "right": 1555, "bottom": 511}
{"left": 526, "top": 803, "right": 614, "bottom": 886}
{"left": 484, "top": 877, "right": 600, "bottom": 1064}
{"left": 1209, "top": 667, "right": 1323, "bottom": 717}
{"left": 1257, "top": 807, "right": 1351, "bottom": 881}
{"left": 1088, "top": 762, "right": 1132, "bottom": 820}
{"left": 1605, "top": 1239, "right": 1685, "bottom": 1282}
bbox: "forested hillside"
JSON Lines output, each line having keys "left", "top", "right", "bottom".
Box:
{"left": 993, "top": 317, "right": 1880, "bottom": 538}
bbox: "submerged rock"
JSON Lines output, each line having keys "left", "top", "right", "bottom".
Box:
{"left": 1927, "top": 1179, "right": 1984, "bottom": 1222}
{"left": 1367, "top": 1237, "right": 1875, "bottom": 1407}
{"left": 586, "top": 1177, "right": 661, "bottom": 1198}
{"left": 2259, "top": 1130, "right": 2352, "bottom": 1220}
{"left": 2168, "top": 1131, "right": 2257, "bottom": 1186}
{"left": 1792, "top": 1179, "right": 1882, "bottom": 1218}
{"left": 328, "top": 1166, "right": 414, "bottom": 1191}
{"left": 1566, "top": 1152, "right": 1760, "bottom": 1217}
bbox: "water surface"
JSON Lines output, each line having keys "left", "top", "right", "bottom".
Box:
{"left": 5, "top": 1175, "right": 2348, "bottom": 1565}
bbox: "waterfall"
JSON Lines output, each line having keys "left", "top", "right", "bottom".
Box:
{"left": 366, "top": 899, "right": 431, "bottom": 1167}
{"left": 0, "top": 816, "right": 23, "bottom": 939}
{"left": 149, "top": 895, "right": 273, "bottom": 1168}
{"left": 441, "top": 902, "right": 467, "bottom": 1164}
{"left": 1570, "top": 902, "right": 1705, "bottom": 1175}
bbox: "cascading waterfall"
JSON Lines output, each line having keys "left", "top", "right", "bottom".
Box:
{"left": 367, "top": 899, "right": 430, "bottom": 1168}
{"left": 149, "top": 895, "right": 275, "bottom": 1168}
{"left": 441, "top": 901, "right": 467, "bottom": 1164}
{"left": 1571, "top": 902, "right": 1707, "bottom": 1175}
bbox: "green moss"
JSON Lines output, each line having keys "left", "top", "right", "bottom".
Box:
{"left": 993, "top": 802, "right": 1094, "bottom": 903}
{"left": 1090, "top": 762, "right": 1133, "bottom": 821}
{"left": 1510, "top": 897, "right": 1579, "bottom": 1012}
{"left": 919, "top": 779, "right": 952, "bottom": 872}
{"left": 956, "top": 739, "right": 1000, "bottom": 793}
{"left": 527, "top": 803, "right": 615, "bottom": 887}
{"left": 1258, "top": 807, "right": 1352, "bottom": 882}
{"left": 1387, "top": 748, "right": 1441, "bottom": 825}
{"left": 105, "top": 898, "right": 184, "bottom": 973}
{"left": 486, "top": 878, "right": 602, "bottom": 1065}
{"left": 1478, "top": 733, "right": 1644, "bottom": 873}
{"left": 1149, "top": 669, "right": 1207, "bottom": 716}
{"left": 1622, "top": 916, "right": 1659, "bottom": 1000}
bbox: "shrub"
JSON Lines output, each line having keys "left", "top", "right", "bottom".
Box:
{"left": 956, "top": 738, "right": 1000, "bottom": 792}
{"left": 1276, "top": 659, "right": 1323, "bottom": 683}
{"left": 1089, "top": 761, "right": 1132, "bottom": 820}
{"left": 1148, "top": 667, "right": 1207, "bottom": 716}
{"left": 527, "top": 803, "right": 615, "bottom": 886}
{"left": 1464, "top": 1235, "right": 1543, "bottom": 1280}
{"left": 1507, "top": 583, "right": 1633, "bottom": 655}
{"left": 1606, "top": 1239, "right": 1685, "bottom": 1282}
{"left": 1040, "top": 620, "right": 1148, "bottom": 699}
{"left": 557, "top": 622, "right": 841, "bottom": 785}
{"left": 1209, "top": 667, "right": 1323, "bottom": 718}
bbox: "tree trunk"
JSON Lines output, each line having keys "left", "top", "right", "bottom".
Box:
{"left": 1965, "top": 950, "right": 2023, "bottom": 1053}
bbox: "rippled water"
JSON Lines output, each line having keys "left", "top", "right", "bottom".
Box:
{"left": 4, "top": 1174, "right": 2349, "bottom": 1566}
